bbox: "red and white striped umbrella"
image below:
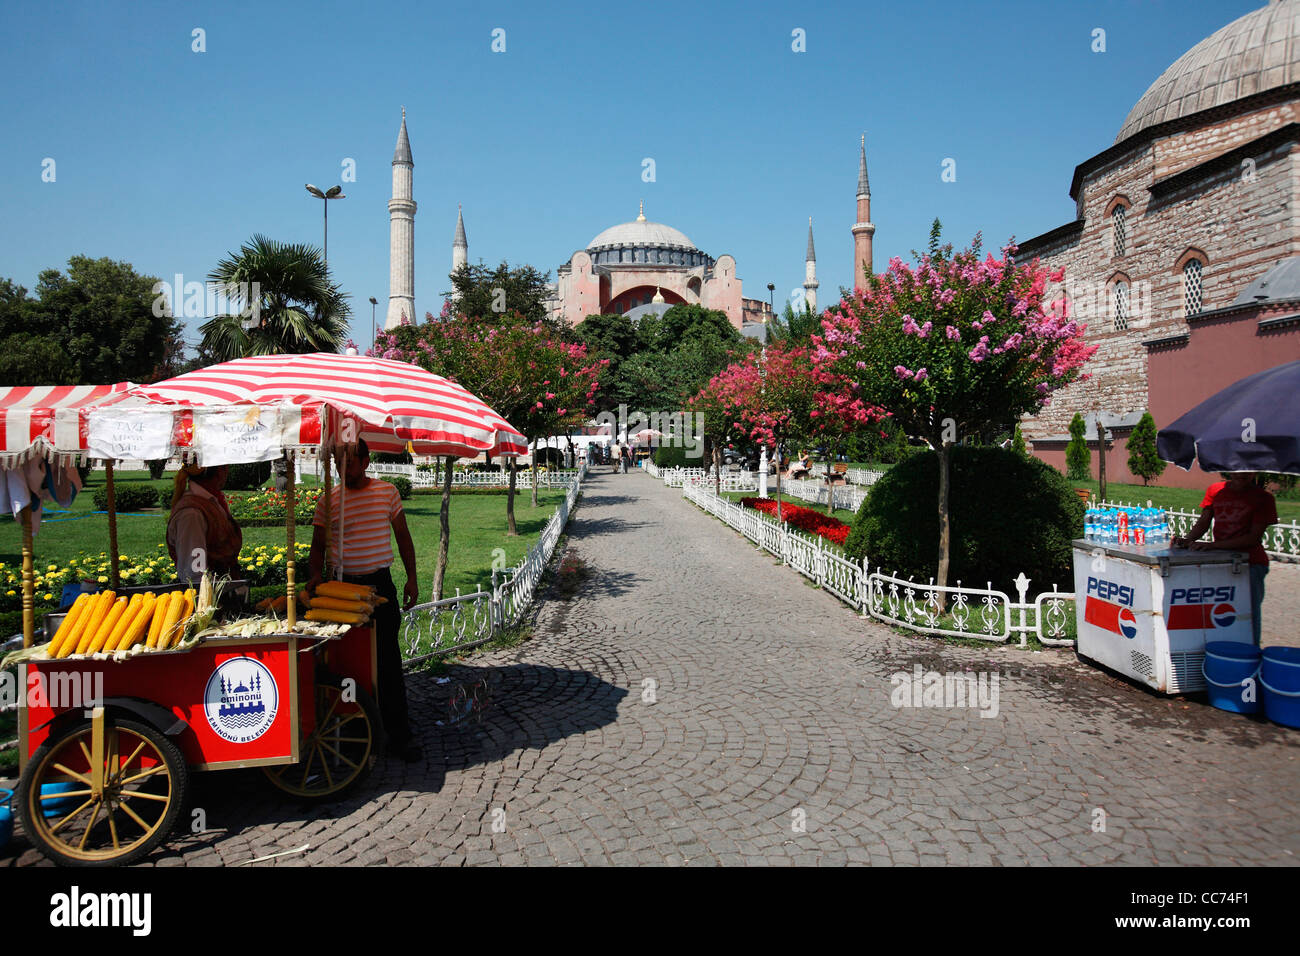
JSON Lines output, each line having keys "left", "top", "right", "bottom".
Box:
{"left": 128, "top": 353, "right": 528, "bottom": 458}
{"left": 0, "top": 383, "right": 135, "bottom": 464}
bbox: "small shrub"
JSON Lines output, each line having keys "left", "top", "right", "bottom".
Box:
{"left": 843, "top": 445, "right": 1083, "bottom": 594}
{"left": 653, "top": 445, "right": 690, "bottom": 468}
{"left": 92, "top": 483, "right": 159, "bottom": 512}
{"left": 1125, "top": 411, "right": 1166, "bottom": 486}
{"left": 373, "top": 450, "right": 413, "bottom": 464}
{"left": 146, "top": 459, "right": 168, "bottom": 480}
{"left": 381, "top": 476, "right": 412, "bottom": 499}
{"left": 225, "top": 461, "right": 272, "bottom": 491}
{"left": 1066, "top": 412, "right": 1090, "bottom": 480}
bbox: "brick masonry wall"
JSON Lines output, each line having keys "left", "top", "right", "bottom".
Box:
{"left": 1021, "top": 106, "right": 1300, "bottom": 441}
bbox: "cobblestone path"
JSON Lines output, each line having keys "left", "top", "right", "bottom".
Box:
{"left": 6, "top": 470, "right": 1298, "bottom": 866}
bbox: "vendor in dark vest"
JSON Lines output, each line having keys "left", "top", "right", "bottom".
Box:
{"left": 166, "top": 464, "right": 242, "bottom": 587}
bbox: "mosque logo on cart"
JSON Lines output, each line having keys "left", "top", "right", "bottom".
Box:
{"left": 204, "top": 657, "right": 278, "bottom": 743}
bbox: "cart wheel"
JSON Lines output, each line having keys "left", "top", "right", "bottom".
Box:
{"left": 17, "top": 716, "right": 187, "bottom": 867}
{"left": 262, "top": 674, "right": 381, "bottom": 801}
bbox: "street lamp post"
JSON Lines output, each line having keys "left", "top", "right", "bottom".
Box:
{"left": 759, "top": 282, "right": 775, "bottom": 498}
{"left": 369, "top": 296, "right": 378, "bottom": 353}
{"left": 304, "top": 184, "right": 345, "bottom": 264}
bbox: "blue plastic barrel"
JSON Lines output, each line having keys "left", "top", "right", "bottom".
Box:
{"left": 1203, "top": 642, "right": 1261, "bottom": 715}
{"left": 0, "top": 788, "right": 12, "bottom": 852}
{"left": 1261, "top": 647, "right": 1300, "bottom": 729}
{"left": 40, "top": 782, "right": 81, "bottom": 818}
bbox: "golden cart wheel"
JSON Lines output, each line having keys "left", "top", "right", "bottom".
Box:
{"left": 17, "top": 716, "right": 187, "bottom": 867}
{"left": 262, "top": 674, "right": 381, "bottom": 801}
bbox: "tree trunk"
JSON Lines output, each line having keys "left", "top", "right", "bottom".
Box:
{"left": 774, "top": 443, "right": 783, "bottom": 522}
{"left": 936, "top": 443, "right": 952, "bottom": 613}
{"left": 433, "top": 455, "right": 453, "bottom": 602}
{"left": 506, "top": 456, "right": 518, "bottom": 535}
{"left": 714, "top": 444, "right": 721, "bottom": 497}
{"left": 1096, "top": 414, "right": 1108, "bottom": 503}
{"left": 825, "top": 458, "right": 835, "bottom": 516}
{"left": 530, "top": 438, "right": 539, "bottom": 508}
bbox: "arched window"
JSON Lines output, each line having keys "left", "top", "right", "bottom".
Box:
{"left": 1184, "top": 259, "right": 1203, "bottom": 317}
{"left": 1112, "top": 205, "right": 1127, "bottom": 257}
{"left": 1114, "top": 281, "right": 1129, "bottom": 331}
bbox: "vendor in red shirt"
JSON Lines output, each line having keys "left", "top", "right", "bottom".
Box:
{"left": 1172, "top": 473, "right": 1278, "bottom": 645}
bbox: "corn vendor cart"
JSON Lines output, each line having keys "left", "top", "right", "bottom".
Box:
{"left": 5, "top": 355, "right": 526, "bottom": 866}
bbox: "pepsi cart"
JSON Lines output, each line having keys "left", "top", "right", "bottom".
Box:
{"left": 14, "top": 620, "right": 380, "bottom": 866}
{"left": 1073, "top": 539, "right": 1253, "bottom": 694}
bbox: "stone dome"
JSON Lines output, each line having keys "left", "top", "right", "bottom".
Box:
{"left": 587, "top": 206, "right": 697, "bottom": 252}
{"left": 1115, "top": 1, "right": 1300, "bottom": 144}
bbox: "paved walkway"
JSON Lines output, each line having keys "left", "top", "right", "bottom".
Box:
{"left": 6, "top": 470, "right": 1299, "bottom": 866}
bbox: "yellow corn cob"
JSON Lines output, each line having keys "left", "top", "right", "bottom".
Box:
{"left": 315, "top": 581, "right": 373, "bottom": 601}
{"left": 85, "top": 597, "right": 130, "bottom": 654}
{"left": 156, "top": 592, "right": 186, "bottom": 650}
{"left": 48, "top": 592, "right": 91, "bottom": 658}
{"left": 161, "top": 593, "right": 193, "bottom": 650}
{"left": 307, "top": 596, "right": 372, "bottom": 614}
{"left": 145, "top": 591, "right": 173, "bottom": 648}
{"left": 304, "top": 608, "right": 366, "bottom": 625}
{"left": 70, "top": 591, "right": 115, "bottom": 657}
{"left": 102, "top": 593, "right": 147, "bottom": 653}
{"left": 115, "top": 593, "right": 157, "bottom": 652}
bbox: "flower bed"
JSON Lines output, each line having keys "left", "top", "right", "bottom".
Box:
{"left": 0, "top": 542, "right": 311, "bottom": 616}
{"left": 227, "top": 487, "right": 322, "bottom": 524}
{"left": 739, "top": 497, "right": 851, "bottom": 546}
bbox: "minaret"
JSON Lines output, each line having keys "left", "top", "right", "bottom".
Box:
{"left": 852, "top": 134, "right": 875, "bottom": 293}
{"left": 804, "top": 217, "right": 819, "bottom": 312}
{"left": 452, "top": 204, "right": 468, "bottom": 276}
{"left": 386, "top": 108, "right": 416, "bottom": 329}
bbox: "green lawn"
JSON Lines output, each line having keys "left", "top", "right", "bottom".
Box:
{"left": 1069, "top": 478, "right": 1300, "bottom": 522}
{"left": 0, "top": 469, "right": 565, "bottom": 620}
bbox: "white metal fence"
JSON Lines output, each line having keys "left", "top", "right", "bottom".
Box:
{"left": 298, "top": 458, "right": 580, "bottom": 490}
{"left": 398, "top": 461, "right": 587, "bottom": 666}
{"left": 781, "top": 478, "right": 869, "bottom": 512}
{"left": 682, "top": 485, "right": 1075, "bottom": 646}
{"left": 1095, "top": 497, "right": 1299, "bottom": 562}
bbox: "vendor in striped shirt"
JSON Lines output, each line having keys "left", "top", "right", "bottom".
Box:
{"left": 307, "top": 438, "right": 421, "bottom": 762}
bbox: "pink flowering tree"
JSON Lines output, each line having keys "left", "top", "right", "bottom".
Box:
{"left": 813, "top": 225, "right": 1097, "bottom": 600}
{"left": 704, "top": 344, "right": 880, "bottom": 518}
{"left": 373, "top": 312, "right": 604, "bottom": 596}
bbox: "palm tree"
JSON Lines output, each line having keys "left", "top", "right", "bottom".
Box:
{"left": 200, "top": 234, "right": 351, "bottom": 361}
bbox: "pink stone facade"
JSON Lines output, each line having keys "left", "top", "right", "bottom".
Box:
{"left": 1018, "top": 99, "right": 1300, "bottom": 448}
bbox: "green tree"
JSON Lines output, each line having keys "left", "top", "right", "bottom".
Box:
{"left": 1066, "top": 412, "right": 1091, "bottom": 480}
{"left": 1011, "top": 423, "right": 1028, "bottom": 457}
{"left": 444, "top": 261, "right": 556, "bottom": 329}
{"left": 199, "top": 235, "right": 350, "bottom": 361}
{"left": 1125, "top": 411, "right": 1166, "bottom": 485}
{"left": 766, "top": 299, "right": 822, "bottom": 345}
{"left": 0, "top": 257, "right": 181, "bottom": 386}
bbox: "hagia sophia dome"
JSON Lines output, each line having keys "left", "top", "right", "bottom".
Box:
{"left": 582, "top": 203, "right": 714, "bottom": 269}
{"left": 1115, "top": 0, "right": 1299, "bottom": 143}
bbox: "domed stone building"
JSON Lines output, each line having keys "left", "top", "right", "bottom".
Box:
{"left": 547, "top": 202, "right": 772, "bottom": 332}
{"left": 1020, "top": 0, "right": 1300, "bottom": 487}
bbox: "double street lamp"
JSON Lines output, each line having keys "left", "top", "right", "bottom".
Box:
{"left": 304, "top": 183, "right": 345, "bottom": 263}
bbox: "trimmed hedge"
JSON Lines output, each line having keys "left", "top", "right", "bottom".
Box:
{"left": 225, "top": 461, "right": 272, "bottom": 490}
{"left": 842, "top": 445, "right": 1083, "bottom": 593}
{"left": 381, "top": 475, "right": 412, "bottom": 499}
{"left": 91, "top": 483, "right": 159, "bottom": 512}
{"left": 653, "top": 445, "right": 690, "bottom": 467}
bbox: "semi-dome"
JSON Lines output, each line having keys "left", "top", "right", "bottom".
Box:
{"left": 1115, "top": 1, "right": 1300, "bottom": 144}
{"left": 587, "top": 203, "right": 697, "bottom": 251}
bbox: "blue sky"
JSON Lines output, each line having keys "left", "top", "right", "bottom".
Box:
{"left": 0, "top": 0, "right": 1263, "bottom": 354}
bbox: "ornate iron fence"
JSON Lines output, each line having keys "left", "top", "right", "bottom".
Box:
{"left": 399, "top": 461, "right": 586, "bottom": 667}
{"left": 682, "top": 485, "right": 1075, "bottom": 646}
